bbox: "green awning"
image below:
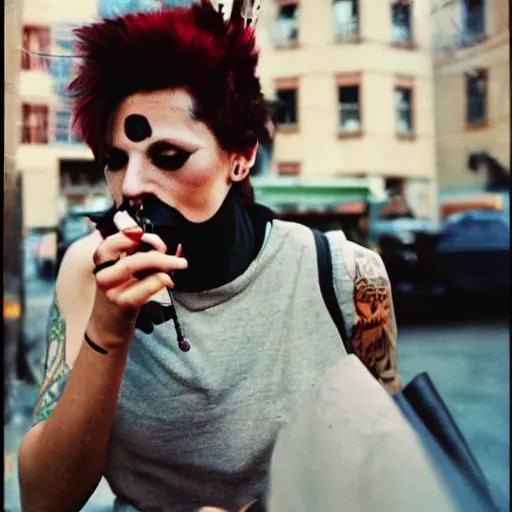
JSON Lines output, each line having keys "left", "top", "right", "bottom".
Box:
{"left": 252, "top": 176, "right": 378, "bottom": 211}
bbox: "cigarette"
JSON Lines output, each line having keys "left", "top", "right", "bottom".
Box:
{"left": 113, "top": 210, "right": 139, "bottom": 231}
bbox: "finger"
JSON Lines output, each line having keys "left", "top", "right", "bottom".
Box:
{"left": 122, "top": 226, "right": 144, "bottom": 241}
{"left": 99, "top": 263, "right": 176, "bottom": 290}
{"left": 95, "top": 251, "right": 186, "bottom": 289}
{"left": 139, "top": 233, "right": 167, "bottom": 253}
{"left": 93, "top": 230, "right": 144, "bottom": 265}
{"left": 116, "top": 272, "right": 174, "bottom": 309}
{"left": 114, "top": 210, "right": 139, "bottom": 231}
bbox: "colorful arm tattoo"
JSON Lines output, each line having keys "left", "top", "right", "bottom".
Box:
{"left": 33, "top": 295, "right": 71, "bottom": 424}
{"left": 351, "top": 248, "right": 402, "bottom": 394}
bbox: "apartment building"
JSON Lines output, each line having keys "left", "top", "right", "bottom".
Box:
{"left": 17, "top": 0, "right": 441, "bottom": 230}
{"left": 431, "top": 0, "right": 510, "bottom": 193}
{"left": 17, "top": 0, "right": 103, "bottom": 230}
{"left": 255, "top": 0, "right": 438, "bottom": 219}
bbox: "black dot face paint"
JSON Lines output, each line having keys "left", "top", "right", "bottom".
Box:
{"left": 124, "top": 114, "right": 153, "bottom": 142}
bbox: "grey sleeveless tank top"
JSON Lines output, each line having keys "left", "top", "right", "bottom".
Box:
{"left": 106, "top": 220, "right": 355, "bottom": 511}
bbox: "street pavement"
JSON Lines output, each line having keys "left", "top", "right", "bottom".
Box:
{"left": 4, "top": 267, "right": 510, "bottom": 511}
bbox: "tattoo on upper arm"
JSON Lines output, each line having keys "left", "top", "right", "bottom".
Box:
{"left": 33, "top": 295, "right": 71, "bottom": 424}
{"left": 352, "top": 249, "right": 402, "bottom": 394}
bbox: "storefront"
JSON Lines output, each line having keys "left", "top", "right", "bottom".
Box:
{"left": 252, "top": 176, "right": 380, "bottom": 239}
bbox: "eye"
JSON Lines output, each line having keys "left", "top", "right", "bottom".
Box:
{"left": 104, "top": 148, "right": 128, "bottom": 171}
{"left": 151, "top": 151, "right": 191, "bottom": 172}
{"left": 148, "top": 141, "right": 192, "bottom": 172}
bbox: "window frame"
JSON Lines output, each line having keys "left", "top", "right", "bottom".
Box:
{"left": 332, "top": 0, "right": 360, "bottom": 43}
{"left": 274, "top": 0, "right": 300, "bottom": 49}
{"left": 394, "top": 75, "right": 415, "bottom": 139}
{"left": 465, "top": 68, "right": 489, "bottom": 129}
{"left": 275, "top": 77, "right": 300, "bottom": 133}
{"left": 54, "top": 109, "right": 82, "bottom": 145}
{"left": 21, "top": 25, "right": 51, "bottom": 71}
{"left": 336, "top": 73, "right": 363, "bottom": 138}
{"left": 21, "top": 103, "right": 50, "bottom": 144}
{"left": 390, "top": 0, "right": 417, "bottom": 49}
{"left": 461, "top": 0, "right": 486, "bottom": 43}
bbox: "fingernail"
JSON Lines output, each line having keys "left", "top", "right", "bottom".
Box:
{"left": 177, "top": 258, "right": 188, "bottom": 269}
{"left": 124, "top": 227, "right": 143, "bottom": 239}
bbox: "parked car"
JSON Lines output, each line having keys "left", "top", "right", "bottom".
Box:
{"left": 431, "top": 209, "right": 510, "bottom": 294}
{"left": 363, "top": 212, "right": 444, "bottom": 298}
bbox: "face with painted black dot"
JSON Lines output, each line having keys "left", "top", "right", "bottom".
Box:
{"left": 105, "top": 88, "right": 256, "bottom": 223}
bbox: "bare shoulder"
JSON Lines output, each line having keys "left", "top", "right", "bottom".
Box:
{"left": 57, "top": 231, "right": 100, "bottom": 284}
{"left": 56, "top": 231, "right": 100, "bottom": 302}
{"left": 55, "top": 230, "right": 101, "bottom": 365}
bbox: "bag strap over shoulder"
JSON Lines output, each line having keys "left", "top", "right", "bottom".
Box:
{"left": 312, "top": 229, "right": 353, "bottom": 354}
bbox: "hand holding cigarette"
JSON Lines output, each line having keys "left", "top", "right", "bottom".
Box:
{"left": 87, "top": 209, "right": 188, "bottom": 348}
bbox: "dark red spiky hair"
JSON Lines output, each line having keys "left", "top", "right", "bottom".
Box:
{"left": 69, "top": 0, "right": 270, "bottom": 204}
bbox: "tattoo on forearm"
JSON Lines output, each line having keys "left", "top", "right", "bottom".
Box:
{"left": 33, "top": 295, "right": 71, "bottom": 424}
{"left": 352, "top": 249, "right": 402, "bottom": 394}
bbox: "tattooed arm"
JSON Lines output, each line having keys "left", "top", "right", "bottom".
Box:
{"left": 344, "top": 242, "right": 402, "bottom": 394}
{"left": 18, "top": 232, "right": 131, "bottom": 512}
{"left": 32, "top": 296, "right": 71, "bottom": 425}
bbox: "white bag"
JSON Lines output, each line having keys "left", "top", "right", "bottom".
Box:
{"left": 266, "top": 355, "right": 461, "bottom": 512}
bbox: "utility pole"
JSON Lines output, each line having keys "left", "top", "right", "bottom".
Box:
{"left": 4, "top": 0, "right": 25, "bottom": 410}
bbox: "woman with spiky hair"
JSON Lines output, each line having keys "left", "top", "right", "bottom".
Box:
{"left": 18, "top": 1, "right": 401, "bottom": 511}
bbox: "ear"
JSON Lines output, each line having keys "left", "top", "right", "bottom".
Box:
{"left": 230, "top": 139, "right": 259, "bottom": 182}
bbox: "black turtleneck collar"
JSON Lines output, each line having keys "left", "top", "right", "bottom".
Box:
{"left": 172, "top": 189, "right": 272, "bottom": 292}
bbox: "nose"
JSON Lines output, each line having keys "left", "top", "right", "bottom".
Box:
{"left": 121, "top": 154, "right": 151, "bottom": 199}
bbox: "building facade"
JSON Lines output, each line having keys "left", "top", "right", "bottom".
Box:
{"left": 17, "top": 0, "right": 102, "bottom": 230}
{"left": 255, "top": 0, "right": 438, "bottom": 219}
{"left": 18, "top": 0, "right": 443, "bottom": 230}
{"left": 432, "top": 0, "right": 510, "bottom": 192}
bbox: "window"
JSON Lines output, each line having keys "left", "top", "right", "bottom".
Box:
{"left": 466, "top": 69, "right": 487, "bottom": 126}
{"left": 338, "top": 82, "right": 361, "bottom": 134}
{"left": 55, "top": 110, "right": 70, "bottom": 143}
{"left": 385, "top": 177, "right": 405, "bottom": 198}
{"left": 276, "top": 88, "right": 298, "bottom": 128}
{"left": 462, "top": 0, "right": 485, "bottom": 41}
{"left": 333, "top": 0, "right": 359, "bottom": 41}
{"left": 22, "top": 104, "right": 49, "bottom": 144}
{"left": 395, "top": 87, "right": 413, "bottom": 134}
{"left": 55, "top": 110, "right": 82, "bottom": 144}
{"left": 391, "top": 0, "right": 412, "bottom": 44}
{"left": 50, "top": 24, "right": 82, "bottom": 98}
{"left": 277, "top": 162, "right": 301, "bottom": 176}
{"left": 381, "top": 178, "right": 413, "bottom": 219}
{"left": 274, "top": 2, "right": 299, "bottom": 47}
{"left": 21, "top": 26, "right": 51, "bottom": 71}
